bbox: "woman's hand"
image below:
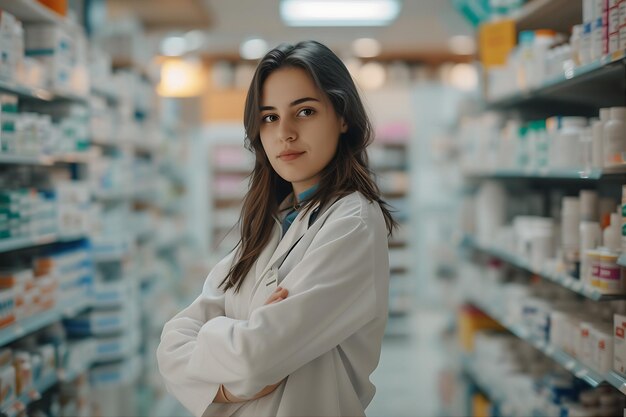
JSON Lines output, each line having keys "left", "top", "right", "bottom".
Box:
{"left": 213, "top": 287, "right": 289, "bottom": 404}
{"left": 265, "top": 287, "right": 288, "bottom": 305}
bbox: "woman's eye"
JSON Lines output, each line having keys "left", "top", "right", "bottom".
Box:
{"left": 262, "top": 114, "right": 278, "bottom": 123}
{"left": 297, "top": 108, "right": 315, "bottom": 117}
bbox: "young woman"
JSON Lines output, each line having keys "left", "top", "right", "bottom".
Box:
{"left": 156, "top": 40, "right": 396, "bottom": 417}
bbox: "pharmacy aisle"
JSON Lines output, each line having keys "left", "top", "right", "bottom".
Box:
{"left": 443, "top": 0, "right": 626, "bottom": 416}
{"left": 0, "top": 1, "right": 206, "bottom": 416}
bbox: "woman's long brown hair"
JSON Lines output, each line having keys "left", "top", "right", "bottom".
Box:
{"left": 219, "top": 40, "right": 398, "bottom": 293}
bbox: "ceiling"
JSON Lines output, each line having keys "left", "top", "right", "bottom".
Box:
{"left": 106, "top": 0, "right": 475, "bottom": 62}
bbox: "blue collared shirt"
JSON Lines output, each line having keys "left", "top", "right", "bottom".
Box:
{"left": 281, "top": 184, "right": 319, "bottom": 237}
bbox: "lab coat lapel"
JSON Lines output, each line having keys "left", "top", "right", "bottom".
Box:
{"left": 264, "top": 200, "right": 320, "bottom": 273}
{"left": 248, "top": 199, "right": 320, "bottom": 311}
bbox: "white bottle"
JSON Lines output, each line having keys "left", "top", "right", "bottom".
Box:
{"left": 581, "top": 221, "right": 602, "bottom": 284}
{"left": 562, "top": 197, "right": 581, "bottom": 276}
{"left": 553, "top": 117, "right": 586, "bottom": 169}
{"left": 594, "top": 108, "right": 611, "bottom": 168}
{"left": 604, "top": 106, "right": 626, "bottom": 167}
{"left": 604, "top": 212, "right": 622, "bottom": 252}
{"left": 531, "top": 30, "right": 556, "bottom": 88}
{"left": 580, "top": 189, "right": 599, "bottom": 221}
{"left": 571, "top": 24, "right": 584, "bottom": 66}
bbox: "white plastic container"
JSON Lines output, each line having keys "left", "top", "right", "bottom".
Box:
{"left": 613, "top": 313, "right": 626, "bottom": 375}
{"left": 604, "top": 107, "right": 626, "bottom": 166}
{"left": 561, "top": 197, "right": 580, "bottom": 274}
{"left": 581, "top": 221, "right": 602, "bottom": 284}
{"left": 592, "top": 118, "right": 605, "bottom": 168}
{"left": 580, "top": 190, "right": 599, "bottom": 221}
{"left": 551, "top": 117, "right": 587, "bottom": 169}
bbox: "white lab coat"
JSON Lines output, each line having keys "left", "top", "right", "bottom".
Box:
{"left": 156, "top": 191, "right": 390, "bottom": 417}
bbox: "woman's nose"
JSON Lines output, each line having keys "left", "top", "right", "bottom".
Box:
{"left": 278, "top": 120, "right": 296, "bottom": 142}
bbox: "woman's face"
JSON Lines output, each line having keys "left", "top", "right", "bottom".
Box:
{"left": 259, "top": 66, "right": 347, "bottom": 196}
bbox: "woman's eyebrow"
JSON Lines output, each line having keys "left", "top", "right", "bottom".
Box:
{"left": 260, "top": 97, "right": 320, "bottom": 111}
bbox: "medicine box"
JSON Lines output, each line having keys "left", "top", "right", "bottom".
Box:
{"left": 614, "top": 313, "right": 626, "bottom": 376}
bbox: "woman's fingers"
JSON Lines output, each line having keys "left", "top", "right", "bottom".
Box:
{"left": 264, "top": 287, "right": 289, "bottom": 305}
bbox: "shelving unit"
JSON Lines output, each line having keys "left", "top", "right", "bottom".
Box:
{"left": 0, "top": 1, "right": 194, "bottom": 416}
{"left": 205, "top": 124, "right": 250, "bottom": 259}
{"left": 487, "top": 52, "right": 626, "bottom": 112}
{"left": 463, "top": 234, "right": 624, "bottom": 301}
{"left": 470, "top": 297, "right": 606, "bottom": 387}
{"left": 452, "top": 1, "right": 626, "bottom": 415}
{"left": 464, "top": 165, "right": 626, "bottom": 181}
{"left": 371, "top": 137, "right": 412, "bottom": 335}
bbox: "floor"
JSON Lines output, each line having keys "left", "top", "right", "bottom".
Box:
{"left": 366, "top": 309, "right": 449, "bottom": 417}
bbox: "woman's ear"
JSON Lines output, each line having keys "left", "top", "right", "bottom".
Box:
{"left": 340, "top": 118, "right": 348, "bottom": 133}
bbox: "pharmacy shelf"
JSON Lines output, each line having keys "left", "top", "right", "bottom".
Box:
{"left": 0, "top": 233, "right": 87, "bottom": 254}
{"left": 462, "top": 357, "right": 506, "bottom": 403}
{"left": 487, "top": 52, "right": 626, "bottom": 112}
{"left": 0, "top": 0, "right": 81, "bottom": 31}
{"left": 463, "top": 235, "right": 622, "bottom": 301}
{"left": 91, "top": 86, "right": 119, "bottom": 104}
{"left": 453, "top": 0, "right": 581, "bottom": 30}
{"left": 0, "top": 152, "right": 93, "bottom": 166}
{"left": 0, "top": 297, "right": 91, "bottom": 347}
{"left": 463, "top": 357, "right": 548, "bottom": 417}
{"left": 470, "top": 298, "right": 605, "bottom": 387}
{"left": 511, "top": 0, "right": 582, "bottom": 33}
{"left": 463, "top": 165, "right": 626, "bottom": 181}
{"left": 92, "top": 189, "right": 134, "bottom": 201}
{"left": 606, "top": 372, "right": 626, "bottom": 395}
{"left": 0, "top": 77, "right": 87, "bottom": 104}
{"left": 2, "top": 361, "right": 93, "bottom": 417}
{"left": 91, "top": 137, "right": 133, "bottom": 149}
{"left": 93, "top": 249, "right": 130, "bottom": 263}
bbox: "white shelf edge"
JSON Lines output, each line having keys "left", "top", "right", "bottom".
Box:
{"left": 463, "top": 235, "right": 623, "bottom": 301}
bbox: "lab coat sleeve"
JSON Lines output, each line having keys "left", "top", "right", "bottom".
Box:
{"left": 156, "top": 253, "right": 231, "bottom": 417}
{"left": 186, "top": 215, "right": 379, "bottom": 398}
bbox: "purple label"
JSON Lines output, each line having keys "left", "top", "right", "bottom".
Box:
{"left": 600, "top": 265, "right": 621, "bottom": 280}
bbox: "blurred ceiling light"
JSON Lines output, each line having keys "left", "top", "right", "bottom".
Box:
{"left": 184, "top": 30, "right": 206, "bottom": 51}
{"left": 448, "top": 35, "right": 476, "bottom": 55}
{"left": 157, "top": 58, "right": 205, "bottom": 97}
{"left": 358, "top": 62, "right": 386, "bottom": 89}
{"left": 280, "top": 0, "right": 401, "bottom": 26}
{"left": 352, "top": 38, "right": 381, "bottom": 58}
{"left": 240, "top": 38, "right": 269, "bottom": 60}
{"left": 449, "top": 63, "right": 478, "bottom": 91}
{"left": 161, "top": 36, "right": 187, "bottom": 57}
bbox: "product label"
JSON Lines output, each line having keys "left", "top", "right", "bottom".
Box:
{"left": 600, "top": 265, "right": 621, "bottom": 280}
{"left": 478, "top": 20, "right": 516, "bottom": 68}
{"left": 611, "top": 6, "right": 620, "bottom": 32}
{"left": 617, "top": 326, "right": 625, "bottom": 338}
{"left": 620, "top": 1, "right": 626, "bottom": 25}
{"left": 620, "top": 27, "right": 626, "bottom": 50}
{"left": 611, "top": 31, "right": 620, "bottom": 52}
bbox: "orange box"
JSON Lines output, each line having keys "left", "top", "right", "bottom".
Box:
{"left": 37, "top": 0, "right": 67, "bottom": 16}
{"left": 458, "top": 305, "right": 504, "bottom": 352}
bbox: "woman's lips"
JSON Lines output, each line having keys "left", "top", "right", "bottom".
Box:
{"left": 279, "top": 152, "right": 305, "bottom": 161}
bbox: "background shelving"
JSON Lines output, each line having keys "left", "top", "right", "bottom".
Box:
{"left": 449, "top": 1, "right": 626, "bottom": 415}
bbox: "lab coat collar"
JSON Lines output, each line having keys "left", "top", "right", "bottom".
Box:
{"left": 265, "top": 193, "right": 322, "bottom": 273}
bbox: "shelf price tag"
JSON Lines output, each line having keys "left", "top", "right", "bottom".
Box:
{"left": 479, "top": 19, "right": 516, "bottom": 68}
